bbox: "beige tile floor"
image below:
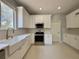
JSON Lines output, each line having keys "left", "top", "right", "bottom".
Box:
{"left": 24, "top": 43, "right": 79, "bottom": 59}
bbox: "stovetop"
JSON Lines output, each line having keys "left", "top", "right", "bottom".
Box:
{"left": 35, "top": 32, "right": 44, "bottom": 34}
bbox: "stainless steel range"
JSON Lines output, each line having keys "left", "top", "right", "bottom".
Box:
{"left": 35, "top": 32, "right": 44, "bottom": 42}
{"left": 35, "top": 23, "right": 44, "bottom": 44}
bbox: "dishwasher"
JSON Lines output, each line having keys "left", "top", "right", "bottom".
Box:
{"left": 0, "top": 49, "right": 5, "bottom": 59}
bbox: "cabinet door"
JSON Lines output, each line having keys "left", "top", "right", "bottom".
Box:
{"left": 66, "top": 9, "right": 79, "bottom": 28}
{"left": 64, "top": 34, "right": 75, "bottom": 46}
{"left": 76, "top": 38, "right": 79, "bottom": 49}
{"left": 20, "top": 41, "right": 28, "bottom": 59}
{"left": 20, "top": 38, "right": 31, "bottom": 59}
{"left": 30, "top": 15, "right": 44, "bottom": 28}
{"left": 17, "top": 7, "right": 30, "bottom": 28}
{"left": 74, "top": 37, "right": 79, "bottom": 50}
{"left": 71, "top": 38, "right": 78, "bottom": 49}
{"left": 30, "top": 16, "right": 35, "bottom": 28}
{"left": 63, "top": 34, "right": 68, "bottom": 43}
{"left": 23, "top": 9, "right": 30, "bottom": 28}
{"left": 30, "top": 15, "right": 51, "bottom": 28}
{"left": 44, "top": 34, "right": 52, "bottom": 44}
{"left": 31, "top": 33, "right": 35, "bottom": 44}
{"left": 17, "top": 7, "right": 23, "bottom": 28}
{"left": 8, "top": 50, "right": 20, "bottom": 59}
{"left": 35, "top": 15, "right": 44, "bottom": 23}
{"left": 43, "top": 15, "right": 51, "bottom": 28}
{"left": 66, "top": 12, "right": 76, "bottom": 28}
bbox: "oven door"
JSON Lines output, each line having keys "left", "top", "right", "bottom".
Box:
{"left": 35, "top": 32, "right": 44, "bottom": 42}
{"left": 35, "top": 35, "right": 44, "bottom": 42}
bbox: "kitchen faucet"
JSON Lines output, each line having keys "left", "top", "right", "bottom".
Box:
{"left": 6, "top": 28, "right": 15, "bottom": 39}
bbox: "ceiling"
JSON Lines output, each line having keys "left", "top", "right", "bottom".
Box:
{"left": 15, "top": 0, "right": 79, "bottom": 14}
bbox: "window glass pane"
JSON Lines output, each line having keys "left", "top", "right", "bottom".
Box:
{"left": 1, "top": 1, "right": 14, "bottom": 29}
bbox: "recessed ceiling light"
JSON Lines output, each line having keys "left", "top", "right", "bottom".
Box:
{"left": 57, "top": 6, "right": 61, "bottom": 10}
{"left": 40, "top": 8, "right": 42, "bottom": 10}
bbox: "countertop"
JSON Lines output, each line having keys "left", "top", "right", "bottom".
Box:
{"left": 0, "top": 44, "right": 8, "bottom": 50}
{"left": 0, "top": 34, "right": 31, "bottom": 50}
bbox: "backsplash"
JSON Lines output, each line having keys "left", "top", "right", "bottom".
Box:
{"left": 28, "top": 28, "right": 52, "bottom": 34}
{"left": 0, "top": 30, "right": 6, "bottom": 39}
{"left": 0, "top": 29, "right": 29, "bottom": 40}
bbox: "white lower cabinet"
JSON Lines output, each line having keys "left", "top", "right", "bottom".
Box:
{"left": 44, "top": 34, "right": 52, "bottom": 44}
{"left": 63, "top": 34, "right": 79, "bottom": 50}
{"left": 72, "top": 37, "right": 79, "bottom": 50}
{"left": 76, "top": 39, "right": 79, "bottom": 49}
{"left": 20, "top": 42, "right": 27, "bottom": 59}
{"left": 31, "top": 33, "right": 35, "bottom": 44}
{"left": 20, "top": 39, "right": 30, "bottom": 59}
{"left": 7, "top": 38, "right": 31, "bottom": 59}
{"left": 8, "top": 50, "right": 20, "bottom": 59}
{"left": 20, "top": 38, "right": 31, "bottom": 59}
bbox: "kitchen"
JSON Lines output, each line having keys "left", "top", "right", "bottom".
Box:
{"left": 0, "top": 0, "right": 79, "bottom": 59}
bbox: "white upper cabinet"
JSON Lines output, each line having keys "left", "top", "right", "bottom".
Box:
{"left": 17, "top": 6, "right": 30, "bottom": 28}
{"left": 66, "top": 9, "right": 79, "bottom": 28}
{"left": 29, "top": 16, "right": 36, "bottom": 28}
{"left": 43, "top": 15, "right": 51, "bottom": 28}
{"left": 35, "top": 15, "right": 44, "bottom": 23}
{"left": 30, "top": 15, "right": 51, "bottom": 28}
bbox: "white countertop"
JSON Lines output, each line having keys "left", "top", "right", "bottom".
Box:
{"left": 0, "top": 44, "right": 8, "bottom": 50}
{"left": 0, "top": 34, "right": 31, "bottom": 50}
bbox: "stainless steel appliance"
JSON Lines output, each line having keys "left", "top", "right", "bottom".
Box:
{"left": 36, "top": 23, "right": 44, "bottom": 28}
{"left": 35, "top": 32, "right": 44, "bottom": 42}
{"left": 35, "top": 23, "right": 44, "bottom": 44}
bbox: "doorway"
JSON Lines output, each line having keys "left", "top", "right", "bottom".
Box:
{"left": 52, "top": 23, "right": 62, "bottom": 42}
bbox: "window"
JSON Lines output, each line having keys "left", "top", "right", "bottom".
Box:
{"left": 0, "top": 1, "right": 16, "bottom": 30}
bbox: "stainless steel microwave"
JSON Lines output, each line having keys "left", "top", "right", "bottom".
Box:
{"left": 35, "top": 23, "right": 44, "bottom": 28}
